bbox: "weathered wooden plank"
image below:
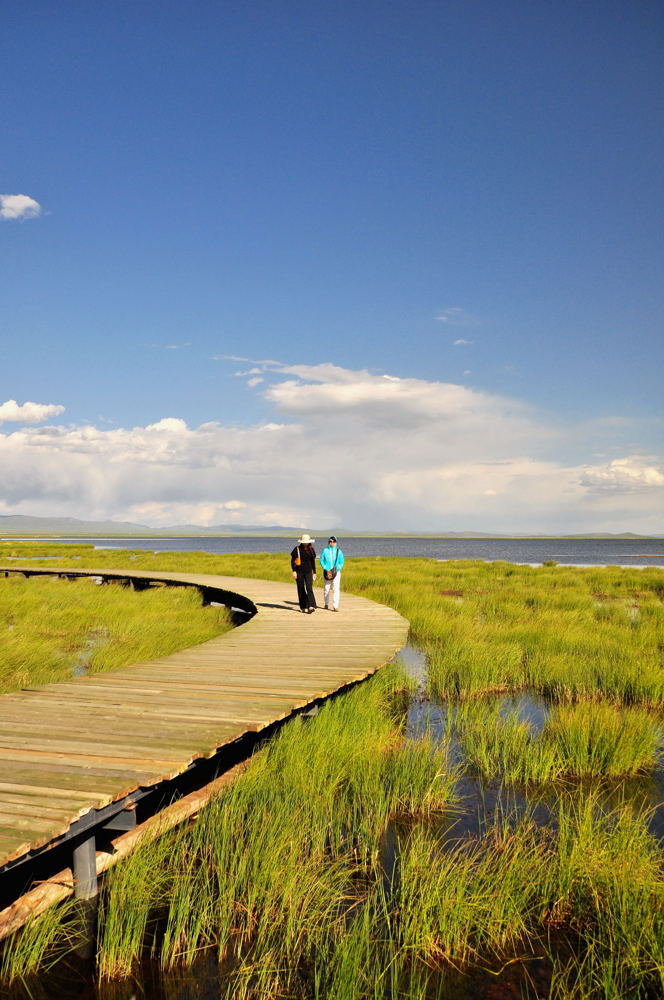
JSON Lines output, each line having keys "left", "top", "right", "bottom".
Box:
{"left": 0, "top": 735, "right": 211, "bottom": 757}
{"left": 0, "top": 748, "right": 183, "bottom": 771}
{"left": 0, "top": 813, "right": 62, "bottom": 834}
{"left": 0, "top": 799, "right": 83, "bottom": 821}
{"left": 0, "top": 782, "right": 105, "bottom": 802}
{"left": 0, "top": 716, "right": 260, "bottom": 739}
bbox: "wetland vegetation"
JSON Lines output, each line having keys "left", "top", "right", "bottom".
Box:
{"left": 0, "top": 571, "right": 233, "bottom": 694}
{"left": 0, "top": 541, "right": 662, "bottom": 998}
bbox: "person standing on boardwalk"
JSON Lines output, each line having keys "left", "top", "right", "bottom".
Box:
{"left": 320, "top": 536, "right": 345, "bottom": 611}
{"left": 291, "top": 534, "right": 317, "bottom": 613}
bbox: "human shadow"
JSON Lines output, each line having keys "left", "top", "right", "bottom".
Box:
{"left": 255, "top": 600, "right": 301, "bottom": 611}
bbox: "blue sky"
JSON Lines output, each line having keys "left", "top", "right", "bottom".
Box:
{"left": 2, "top": 1, "right": 663, "bottom": 532}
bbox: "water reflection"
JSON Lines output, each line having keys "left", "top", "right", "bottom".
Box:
{"left": 400, "top": 642, "right": 664, "bottom": 841}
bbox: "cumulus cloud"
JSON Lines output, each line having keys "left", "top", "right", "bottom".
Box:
{"left": 580, "top": 458, "right": 664, "bottom": 493}
{"left": 0, "top": 400, "right": 65, "bottom": 424}
{"left": 0, "top": 194, "right": 42, "bottom": 220}
{"left": 145, "top": 417, "right": 188, "bottom": 433}
{"left": 453, "top": 338, "right": 473, "bottom": 346}
{"left": 1, "top": 363, "right": 661, "bottom": 533}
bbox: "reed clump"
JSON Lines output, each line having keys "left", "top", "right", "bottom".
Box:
{"left": 453, "top": 699, "right": 662, "bottom": 783}
{"left": 543, "top": 793, "right": 664, "bottom": 999}
{"left": 545, "top": 702, "right": 662, "bottom": 777}
{"left": 0, "top": 897, "right": 80, "bottom": 985}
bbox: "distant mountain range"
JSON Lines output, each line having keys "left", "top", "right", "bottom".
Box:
{"left": 0, "top": 514, "right": 659, "bottom": 539}
{"left": 0, "top": 515, "right": 299, "bottom": 536}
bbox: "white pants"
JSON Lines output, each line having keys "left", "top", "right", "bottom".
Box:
{"left": 323, "top": 572, "right": 341, "bottom": 610}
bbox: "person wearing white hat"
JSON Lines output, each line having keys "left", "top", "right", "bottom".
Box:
{"left": 290, "top": 534, "right": 317, "bottom": 613}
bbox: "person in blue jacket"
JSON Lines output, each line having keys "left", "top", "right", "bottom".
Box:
{"left": 319, "top": 536, "right": 345, "bottom": 611}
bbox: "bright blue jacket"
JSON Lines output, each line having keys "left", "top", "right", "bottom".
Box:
{"left": 320, "top": 545, "right": 344, "bottom": 572}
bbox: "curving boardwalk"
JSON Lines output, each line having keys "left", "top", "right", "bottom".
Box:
{"left": 0, "top": 568, "right": 409, "bottom": 870}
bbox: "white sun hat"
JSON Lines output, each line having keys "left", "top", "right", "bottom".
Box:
{"left": 298, "top": 533, "right": 314, "bottom": 543}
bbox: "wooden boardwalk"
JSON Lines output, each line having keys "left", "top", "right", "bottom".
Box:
{"left": 0, "top": 568, "right": 409, "bottom": 870}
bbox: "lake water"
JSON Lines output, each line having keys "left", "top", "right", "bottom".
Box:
{"left": 45, "top": 535, "right": 664, "bottom": 566}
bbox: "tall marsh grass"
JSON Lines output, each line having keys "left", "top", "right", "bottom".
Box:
{"left": 0, "top": 575, "right": 232, "bottom": 692}
{"left": 9, "top": 544, "right": 662, "bottom": 705}
{"left": 0, "top": 897, "right": 80, "bottom": 984}
{"left": 454, "top": 699, "right": 662, "bottom": 783}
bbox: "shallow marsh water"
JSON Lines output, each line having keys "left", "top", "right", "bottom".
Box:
{"left": 404, "top": 642, "right": 664, "bottom": 841}
{"left": 72, "top": 629, "right": 110, "bottom": 676}
{"left": 8, "top": 640, "right": 663, "bottom": 1000}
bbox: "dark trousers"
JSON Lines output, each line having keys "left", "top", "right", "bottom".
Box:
{"left": 295, "top": 571, "right": 317, "bottom": 610}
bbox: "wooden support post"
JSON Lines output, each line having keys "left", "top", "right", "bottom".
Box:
{"left": 72, "top": 835, "right": 97, "bottom": 900}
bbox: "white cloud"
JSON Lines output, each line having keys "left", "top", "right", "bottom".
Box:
{"left": 436, "top": 307, "right": 464, "bottom": 324}
{"left": 145, "top": 417, "right": 188, "bottom": 433}
{"left": 453, "top": 338, "right": 473, "bottom": 346}
{"left": 1, "top": 363, "right": 661, "bottom": 533}
{"left": 0, "top": 399, "right": 64, "bottom": 424}
{"left": 212, "top": 354, "right": 281, "bottom": 364}
{"left": 580, "top": 458, "right": 664, "bottom": 493}
{"left": 246, "top": 377, "right": 264, "bottom": 387}
{"left": 0, "top": 194, "right": 42, "bottom": 220}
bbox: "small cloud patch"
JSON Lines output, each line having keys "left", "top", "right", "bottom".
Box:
{"left": 0, "top": 399, "right": 64, "bottom": 424}
{"left": 436, "top": 307, "right": 464, "bottom": 324}
{"left": 0, "top": 194, "right": 42, "bottom": 220}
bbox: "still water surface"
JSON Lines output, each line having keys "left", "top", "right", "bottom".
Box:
{"left": 47, "top": 535, "right": 664, "bottom": 566}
